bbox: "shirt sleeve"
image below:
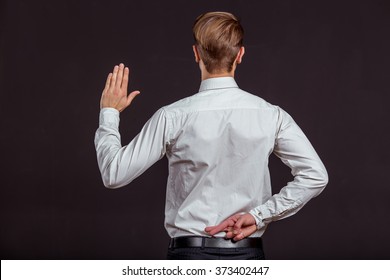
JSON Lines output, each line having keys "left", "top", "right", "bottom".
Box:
{"left": 249, "top": 107, "right": 329, "bottom": 228}
{"left": 94, "top": 107, "right": 169, "bottom": 188}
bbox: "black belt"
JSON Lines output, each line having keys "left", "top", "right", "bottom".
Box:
{"left": 169, "top": 236, "right": 263, "bottom": 249}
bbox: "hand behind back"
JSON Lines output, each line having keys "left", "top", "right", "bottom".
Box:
{"left": 205, "top": 213, "right": 258, "bottom": 241}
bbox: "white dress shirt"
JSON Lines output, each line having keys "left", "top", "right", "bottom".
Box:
{"left": 95, "top": 77, "right": 328, "bottom": 238}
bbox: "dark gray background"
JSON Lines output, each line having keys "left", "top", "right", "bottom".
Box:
{"left": 1, "top": 0, "right": 389, "bottom": 259}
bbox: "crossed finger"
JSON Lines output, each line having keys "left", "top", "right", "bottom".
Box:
{"left": 204, "top": 213, "right": 243, "bottom": 236}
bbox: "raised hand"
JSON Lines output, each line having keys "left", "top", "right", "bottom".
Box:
{"left": 204, "top": 213, "right": 258, "bottom": 241}
{"left": 100, "top": 63, "right": 140, "bottom": 112}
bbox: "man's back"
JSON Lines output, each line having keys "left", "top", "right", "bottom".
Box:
{"left": 163, "top": 77, "right": 277, "bottom": 237}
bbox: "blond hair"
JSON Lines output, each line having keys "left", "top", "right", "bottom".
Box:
{"left": 193, "top": 11, "right": 244, "bottom": 73}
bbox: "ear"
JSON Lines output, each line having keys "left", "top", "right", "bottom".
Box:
{"left": 193, "top": 45, "right": 200, "bottom": 63}
{"left": 235, "top": 46, "right": 245, "bottom": 64}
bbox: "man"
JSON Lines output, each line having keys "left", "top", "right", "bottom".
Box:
{"left": 95, "top": 12, "right": 328, "bottom": 260}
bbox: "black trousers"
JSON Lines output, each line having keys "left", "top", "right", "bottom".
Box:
{"left": 167, "top": 239, "right": 265, "bottom": 260}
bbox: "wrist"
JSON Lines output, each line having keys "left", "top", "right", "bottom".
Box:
{"left": 99, "top": 107, "right": 120, "bottom": 127}
{"left": 100, "top": 106, "right": 120, "bottom": 113}
{"left": 249, "top": 210, "right": 264, "bottom": 230}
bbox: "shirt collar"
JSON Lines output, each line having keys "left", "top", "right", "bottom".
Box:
{"left": 198, "top": 77, "right": 239, "bottom": 92}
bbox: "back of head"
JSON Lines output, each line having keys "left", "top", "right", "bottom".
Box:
{"left": 193, "top": 11, "right": 244, "bottom": 74}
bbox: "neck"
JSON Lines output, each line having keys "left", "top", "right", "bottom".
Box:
{"left": 199, "top": 61, "right": 236, "bottom": 81}
{"left": 201, "top": 71, "right": 234, "bottom": 81}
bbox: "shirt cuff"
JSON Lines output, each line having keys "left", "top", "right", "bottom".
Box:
{"left": 249, "top": 205, "right": 272, "bottom": 230}
{"left": 99, "top": 108, "right": 120, "bottom": 127}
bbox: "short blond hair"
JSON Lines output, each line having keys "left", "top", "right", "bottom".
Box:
{"left": 193, "top": 11, "right": 244, "bottom": 73}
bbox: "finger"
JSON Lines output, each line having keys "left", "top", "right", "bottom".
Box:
{"left": 234, "top": 216, "right": 245, "bottom": 231}
{"left": 205, "top": 221, "right": 228, "bottom": 232}
{"left": 234, "top": 213, "right": 255, "bottom": 231}
{"left": 225, "top": 226, "right": 234, "bottom": 232}
{"left": 225, "top": 231, "right": 235, "bottom": 239}
{"left": 205, "top": 224, "right": 226, "bottom": 236}
{"left": 205, "top": 213, "right": 243, "bottom": 235}
{"left": 116, "top": 63, "right": 124, "bottom": 89}
{"left": 111, "top": 65, "right": 119, "bottom": 88}
{"left": 104, "top": 73, "right": 113, "bottom": 92}
{"left": 205, "top": 219, "right": 233, "bottom": 235}
{"left": 233, "top": 232, "right": 245, "bottom": 241}
{"left": 122, "top": 66, "right": 129, "bottom": 91}
{"left": 233, "top": 225, "right": 257, "bottom": 241}
{"left": 228, "top": 213, "right": 242, "bottom": 220}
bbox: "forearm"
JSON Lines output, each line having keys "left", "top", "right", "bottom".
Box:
{"left": 250, "top": 107, "right": 329, "bottom": 228}
{"left": 249, "top": 166, "right": 328, "bottom": 228}
{"left": 94, "top": 108, "right": 168, "bottom": 188}
{"left": 94, "top": 108, "right": 126, "bottom": 188}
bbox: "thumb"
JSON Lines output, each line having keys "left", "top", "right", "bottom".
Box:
{"left": 125, "top": 90, "right": 141, "bottom": 107}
